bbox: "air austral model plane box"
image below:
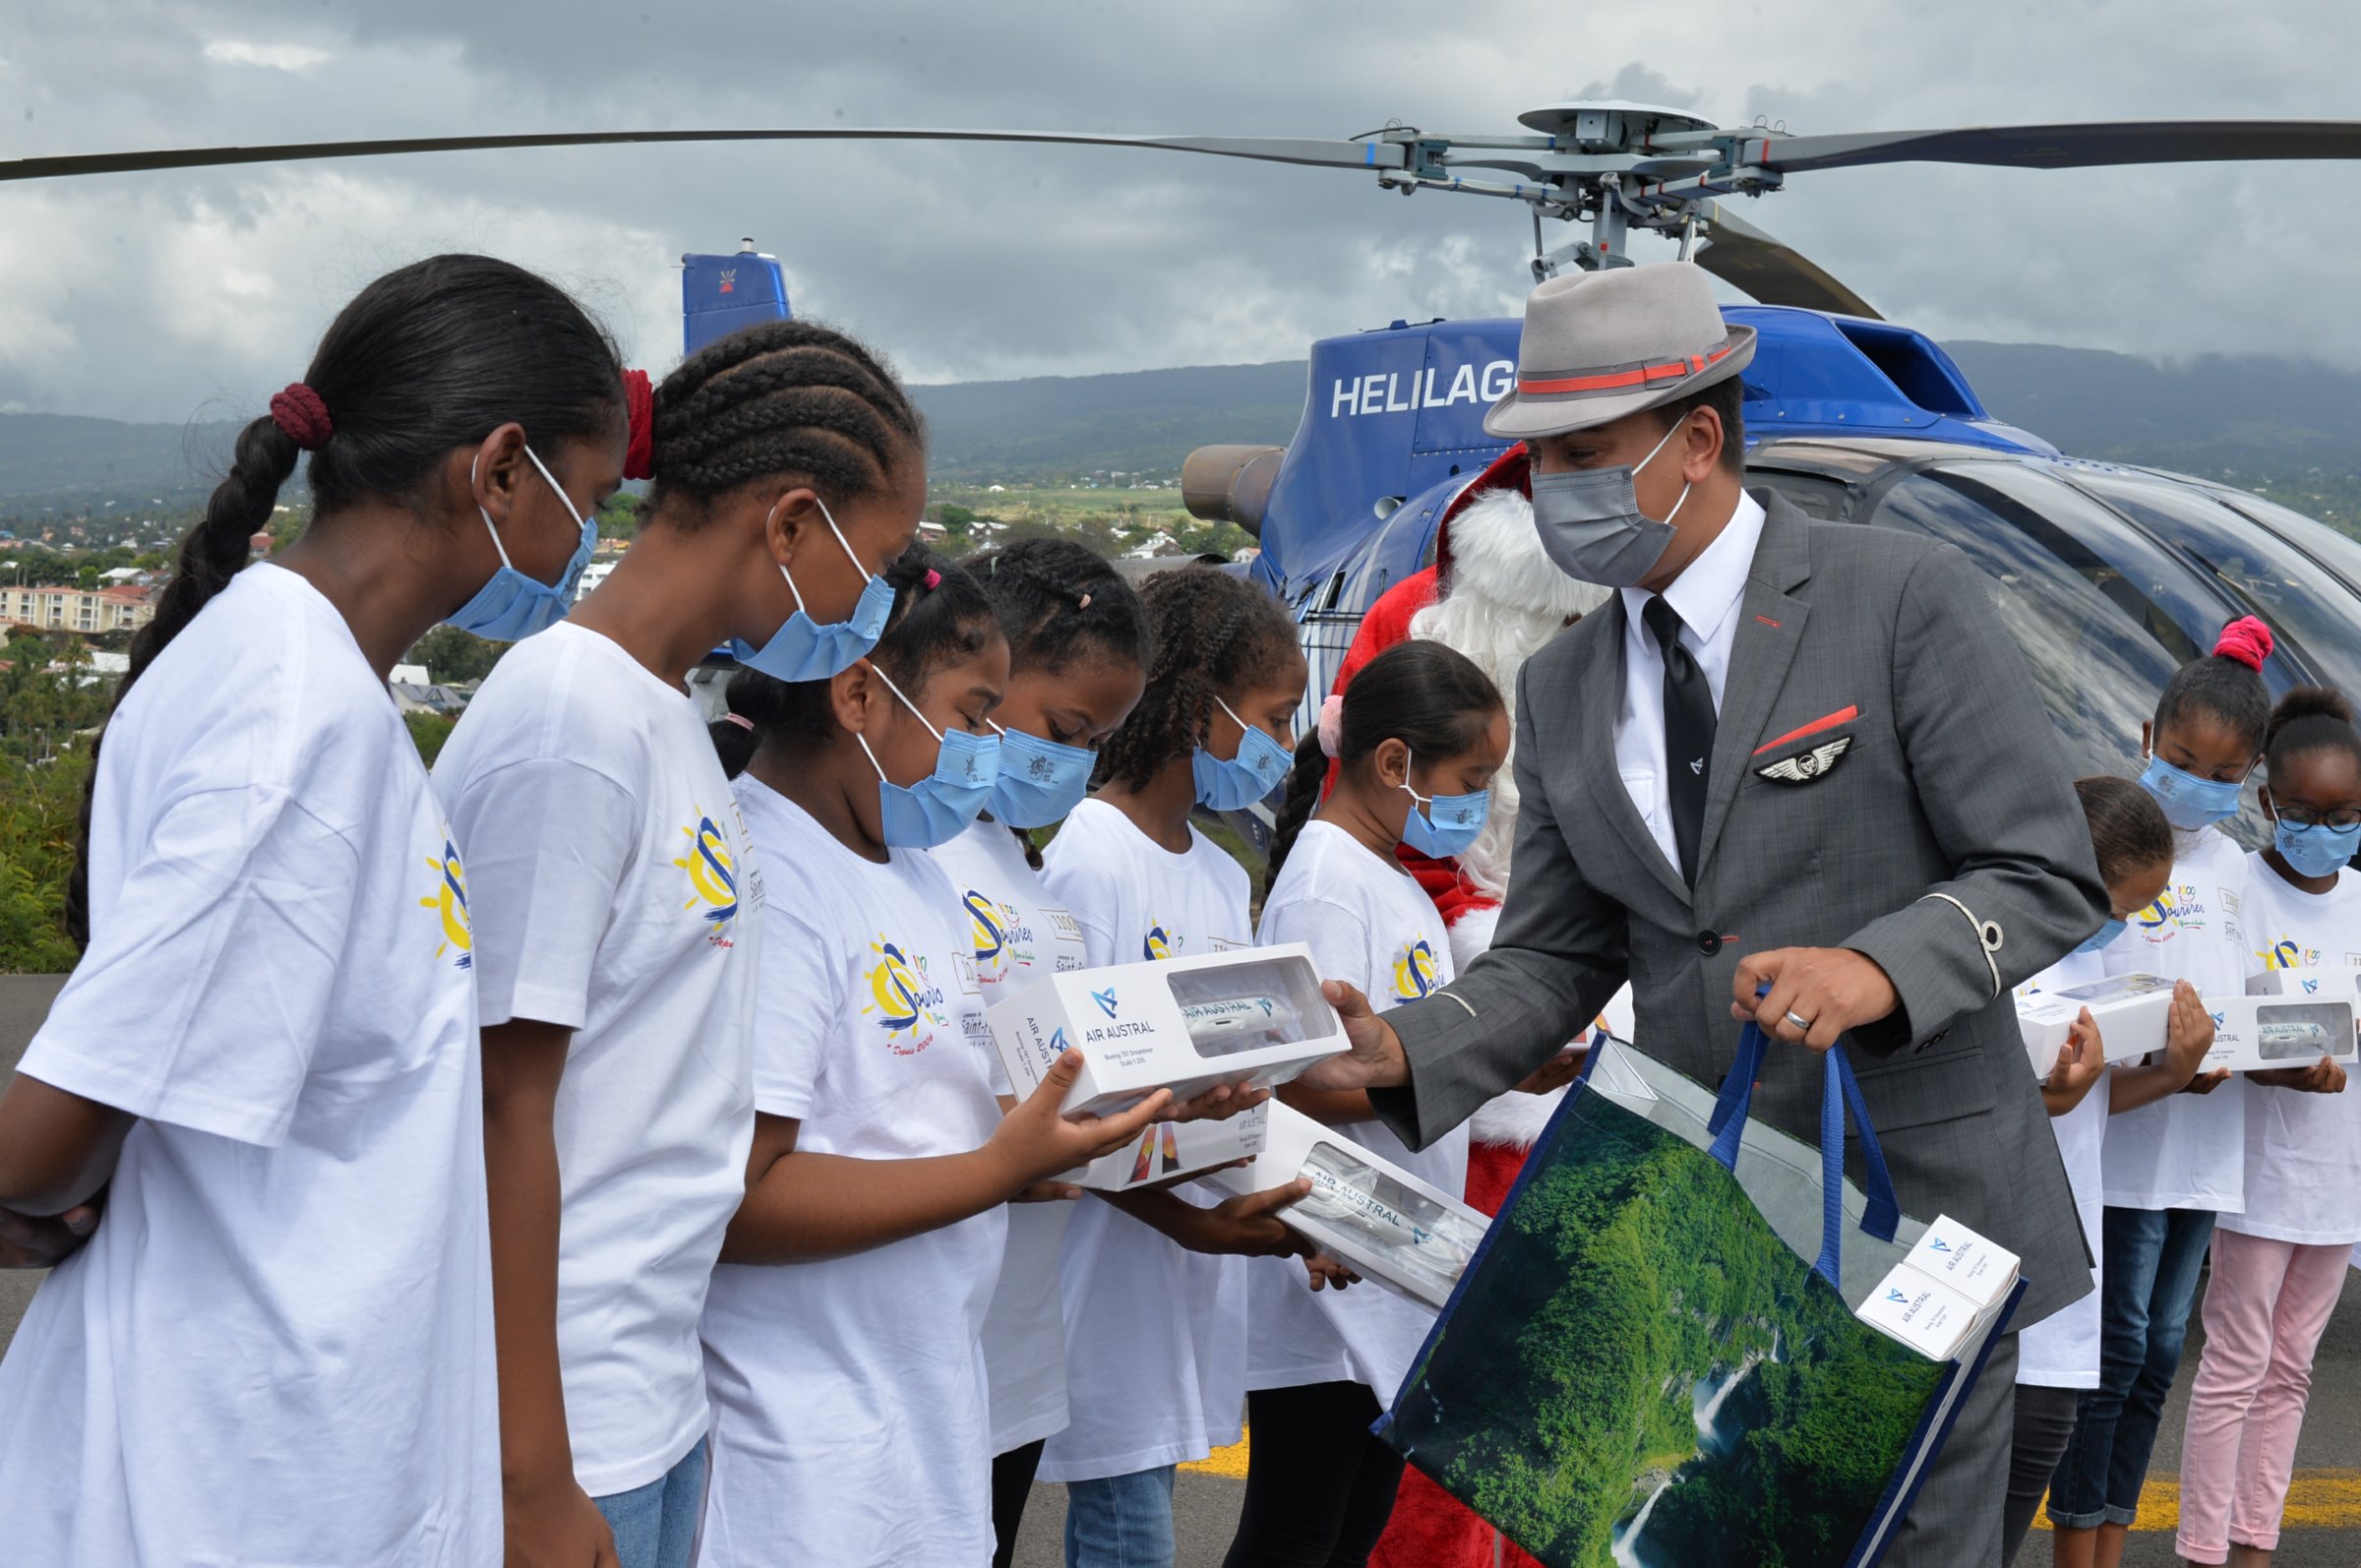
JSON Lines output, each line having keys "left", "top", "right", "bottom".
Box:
{"left": 2199, "top": 993, "right": 2361, "bottom": 1073}
{"left": 985, "top": 943, "right": 1347, "bottom": 1118}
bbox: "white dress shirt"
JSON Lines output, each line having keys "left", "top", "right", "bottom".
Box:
{"left": 1612, "top": 491, "right": 1767, "bottom": 876}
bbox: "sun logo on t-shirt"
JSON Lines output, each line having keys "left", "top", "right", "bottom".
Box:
{"left": 672, "top": 811, "right": 740, "bottom": 933}
{"left": 965, "top": 889, "right": 1008, "bottom": 964}
{"left": 1143, "top": 924, "right": 1173, "bottom": 961}
{"left": 418, "top": 834, "right": 473, "bottom": 969}
{"left": 2261, "top": 935, "right": 2322, "bottom": 971}
{"left": 865, "top": 936, "right": 948, "bottom": 1054}
{"left": 2135, "top": 888, "right": 2181, "bottom": 934}
{"left": 1392, "top": 938, "right": 1440, "bottom": 1000}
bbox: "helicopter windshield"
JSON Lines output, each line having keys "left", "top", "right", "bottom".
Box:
{"left": 1864, "top": 466, "right": 2185, "bottom": 782}
{"left": 2067, "top": 472, "right": 2361, "bottom": 700}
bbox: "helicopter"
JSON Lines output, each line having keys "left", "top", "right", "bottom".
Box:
{"left": 16, "top": 102, "right": 2361, "bottom": 820}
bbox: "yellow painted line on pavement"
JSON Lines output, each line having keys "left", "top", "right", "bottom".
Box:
{"left": 2030, "top": 1470, "right": 2361, "bottom": 1532}
{"left": 1180, "top": 1429, "right": 1250, "bottom": 1479}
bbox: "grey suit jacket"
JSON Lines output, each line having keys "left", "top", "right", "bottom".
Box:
{"left": 1372, "top": 493, "right": 2108, "bottom": 1324}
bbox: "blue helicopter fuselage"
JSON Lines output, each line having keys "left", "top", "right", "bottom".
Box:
{"left": 1249, "top": 305, "right": 2054, "bottom": 619}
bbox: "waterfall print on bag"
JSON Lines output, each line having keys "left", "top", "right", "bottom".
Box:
{"left": 1377, "top": 1029, "right": 2012, "bottom": 1568}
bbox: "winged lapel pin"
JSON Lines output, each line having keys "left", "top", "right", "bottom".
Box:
{"left": 1757, "top": 736, "right": 1853, "bottom": 784}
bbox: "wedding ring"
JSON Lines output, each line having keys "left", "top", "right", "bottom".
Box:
{"left": 1784, "top": 1010, "right": 1814, "bottom": 1033}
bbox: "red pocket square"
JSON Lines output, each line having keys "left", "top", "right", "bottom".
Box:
{"left": 1753, "top": 705, "right": 1859, "bottom": 755}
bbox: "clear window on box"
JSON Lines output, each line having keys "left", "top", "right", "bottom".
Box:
{"left": 1298, "top": 1140, "right": 1487, "bottom": 1294}
{"left": 2054, "top": 973, "right": 2174, "bottom": 1005}
{"left": 2254, "top": 1001, "right": 2356, "bottom": 1062}
{"left": 1166, "top": 954, "right": 1336, "bottom": 1059}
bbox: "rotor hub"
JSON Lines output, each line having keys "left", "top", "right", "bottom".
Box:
{"left": 1515, "top": 100, "right": 1720, "bottom": 151}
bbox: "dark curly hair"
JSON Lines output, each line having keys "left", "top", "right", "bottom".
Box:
{"left": 709, "top": 544, "right": 999, "bottom": 775}
{"left": 72, "top": 253, "right": 623, "bottom": 947}
{"left": 2074, "top": 775, "right": 2173, "bottom": 889}
{"left": 1265, "top": 640, "right": 1502, "bottom": 891}
{"left": 646, "top": 318, "right": 923, "bottom": 522}
{"left": 1094, "top": 565, "right": 1299, "bottom": 793}
{"left": 962, "top": 537, "right": 1152, "bottom": 678}
{"left": 2266, "top": 686, "right": 2361, "bottom": 781}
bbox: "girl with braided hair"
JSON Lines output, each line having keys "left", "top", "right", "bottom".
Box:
{"left": 435, "top": 317, "right": 927, "bottom": 1568}
{"left": 914, "top": 538, "right": 1161, "bottom": 1563}
{"left": 695, "top": 545, "right": 1171, "bottom": 1568}
{"left": 0, "top": 255, "right": 627, "bottom": 1567}
{"left": 1036, "top": 564, "right": 1337, "bottom": 1568}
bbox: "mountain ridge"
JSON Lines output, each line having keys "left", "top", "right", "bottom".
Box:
{"left": 4, "top": 340, "right": 2357, "bottom": 509}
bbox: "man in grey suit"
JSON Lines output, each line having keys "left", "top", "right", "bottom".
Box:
{"left": 1300, "top": 264, "right": 2109, "bottom": 1566}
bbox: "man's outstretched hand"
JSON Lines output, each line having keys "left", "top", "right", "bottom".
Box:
{"left": 1296, "top": 981, "right": 1411, "bottom": 1093}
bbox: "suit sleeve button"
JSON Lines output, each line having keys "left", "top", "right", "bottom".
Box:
{"left": 1697, "top": 931, "right": 1722, "bottom": 956}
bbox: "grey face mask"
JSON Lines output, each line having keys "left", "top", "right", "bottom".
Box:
{"left": 1528, "top": 418, "right": 1692, "bottom": 588}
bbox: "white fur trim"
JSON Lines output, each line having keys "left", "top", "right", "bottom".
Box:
{"left": 1435, "top": 488, "right": 1608, "bottom": 625}
{"left": 1445, "top": 904, "right": 1499, "bottom": 961}
{"left": 1469, "top": 1085, "right": 1567, "bottom": 1150}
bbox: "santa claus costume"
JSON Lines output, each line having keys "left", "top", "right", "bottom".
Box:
{"left": 1331, "top": 448, "right": 1618, "bottom": 1568}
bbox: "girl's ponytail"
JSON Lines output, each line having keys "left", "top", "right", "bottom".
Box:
{"left": 1263, "top": 727, "right": 1330, "bottom": 894}
{"left": 2154, "top": 615, "right": 2274, "bottom": 758}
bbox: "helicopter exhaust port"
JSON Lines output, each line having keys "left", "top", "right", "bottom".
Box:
{"left": 1181, "top": 444, "right": 1286, "bottom": 538}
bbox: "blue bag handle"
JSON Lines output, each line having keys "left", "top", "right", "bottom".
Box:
{"left": 1704, "top": 994, "right": 1902, "bottom": 1290}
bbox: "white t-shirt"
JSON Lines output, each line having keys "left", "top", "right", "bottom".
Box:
{"left": 929, "top": 815, "right": 1089, "bottom": 1455}
{"left": 0, "top": 565, "right": 497, "bottom": 1565}
{"left": 700, "top": 778, "right": 1004, "bottom": 1567}
{"left": 1247, "top": 820, "right": 1466, "bottom": 1399}
{"left": 2102, "top": 824, "right": 2248, "bottom": 1214}
{"left": 2013, "top": 949, "right": 2108, "bottom": 1391}
{"left": 1036, "top": 798, "right": 1257, "bottom": 1483}
{"left": 436, "top": 621, "right": 763, "bottom": 1496}
{"left": 2220, "top": 854, "right": 2361, "bottom": 1246}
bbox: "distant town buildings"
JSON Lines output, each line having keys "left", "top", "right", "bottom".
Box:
{"left": 0, "top": 583, "right": 157, "bottom": 635}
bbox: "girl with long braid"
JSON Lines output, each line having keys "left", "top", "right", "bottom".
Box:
{"left": 0, "top": 255, "right": 625, "bottom": 1567}
{"left": 436, "top": 318, "right": 926, "bottom": 1568}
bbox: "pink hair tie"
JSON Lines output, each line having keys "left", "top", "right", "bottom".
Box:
{"left": 621, "top": 369, "right": 654, "bottom": 482}
{"left": 1316, "top": 693, "right": 1346, "bottom": 758}
{"left": 722, "top": 713, "right": 754, "bottom": 731}
{"left": 923, "top": 569, "right": 941, "bottom": 589}
{"left": 2213, "top": 616, "right": 2273, "bottom": 672}
{"left": 268, "top": 383, "right": 333, "bottom": 450}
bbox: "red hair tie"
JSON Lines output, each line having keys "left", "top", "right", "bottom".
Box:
{"left": 2213, "top": 616, "right": 2274, "bottom": 672}
{"left": 621, "top": 369, "right": 654, "bottom": 482}
{"left": 923, "top": 569, "right": 941, "bottom": 589}
{"left": 268, "top": 383, "right": 333, "bottom": 451}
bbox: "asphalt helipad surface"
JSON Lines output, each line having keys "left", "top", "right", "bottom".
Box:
{"left": 0, "top": 974, "right": 2352, "bottom": 1564}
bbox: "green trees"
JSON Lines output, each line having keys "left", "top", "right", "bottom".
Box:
{"left": 1390, "top": 1099, "right": 1947, "bottom": 1568}
{"left": 404, "top": 625, "right": 506, "bottom": 685}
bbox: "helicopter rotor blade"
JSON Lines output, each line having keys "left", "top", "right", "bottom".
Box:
{"left": 1693, "top": 203, "right": 1880, "bottom": 319}
{"left": 1736, "top": 119, "right": 2361, "bottom": 176}
{"left": 0, "top": 127, "right": 1409, "bottom": 185}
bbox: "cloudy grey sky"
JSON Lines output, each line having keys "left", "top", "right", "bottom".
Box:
{"left": 4, "top": 0, "right": 2358, "bottom": 424}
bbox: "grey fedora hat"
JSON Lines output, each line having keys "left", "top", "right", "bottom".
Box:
{"left": 1483, "top": 263, "right": 1756, "bottom": 442}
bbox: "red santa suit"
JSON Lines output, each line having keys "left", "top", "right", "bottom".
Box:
{"left": 1334, "top": 448, "right": 1620, "bottom": 1568}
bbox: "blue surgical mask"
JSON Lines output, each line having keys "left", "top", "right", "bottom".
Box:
{"left": 1399, "top": 749, "right": 1490, "bottom": 857}
{"left": 858, "top": 663, "right": 1001, "bottom": 849}
{"left": 987, "top": 721, "right": 1094, "bottom": 828}
{"left": 2273, "top": 814, "right": 2361, "bottom": 878}
{"left": 2074, "top": 918, "right": 2128, "bottom": 957}
{"left": 1192, "top": 695, "right": 1293, "bottom": 812}
{"left": 446, "top": 446, "right": 597, "bottom": 641}
{"left": 2138, "top": 754, "right": 2246, "bottom": 831}
{"left": 729, "top": 498, "right": 893, "bottom": 683}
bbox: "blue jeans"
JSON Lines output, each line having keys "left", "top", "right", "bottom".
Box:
{"left": 1065, "top": 1465, "right": 1177, "bottom": 1568}
{"left": 2048, "top": 1206, "right": 2214, "bottom": 1528}
{"left": 594, "top": 1441, "right": 708, "bottom": 1568}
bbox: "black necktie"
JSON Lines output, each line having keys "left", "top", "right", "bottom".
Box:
{"left": 1644, "top": 595, "right": 1715, "bottom": 883}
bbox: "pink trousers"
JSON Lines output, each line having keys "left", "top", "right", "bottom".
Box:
{"left": 2173, "top": 1228, "right": 2354, "bottom": 1562}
